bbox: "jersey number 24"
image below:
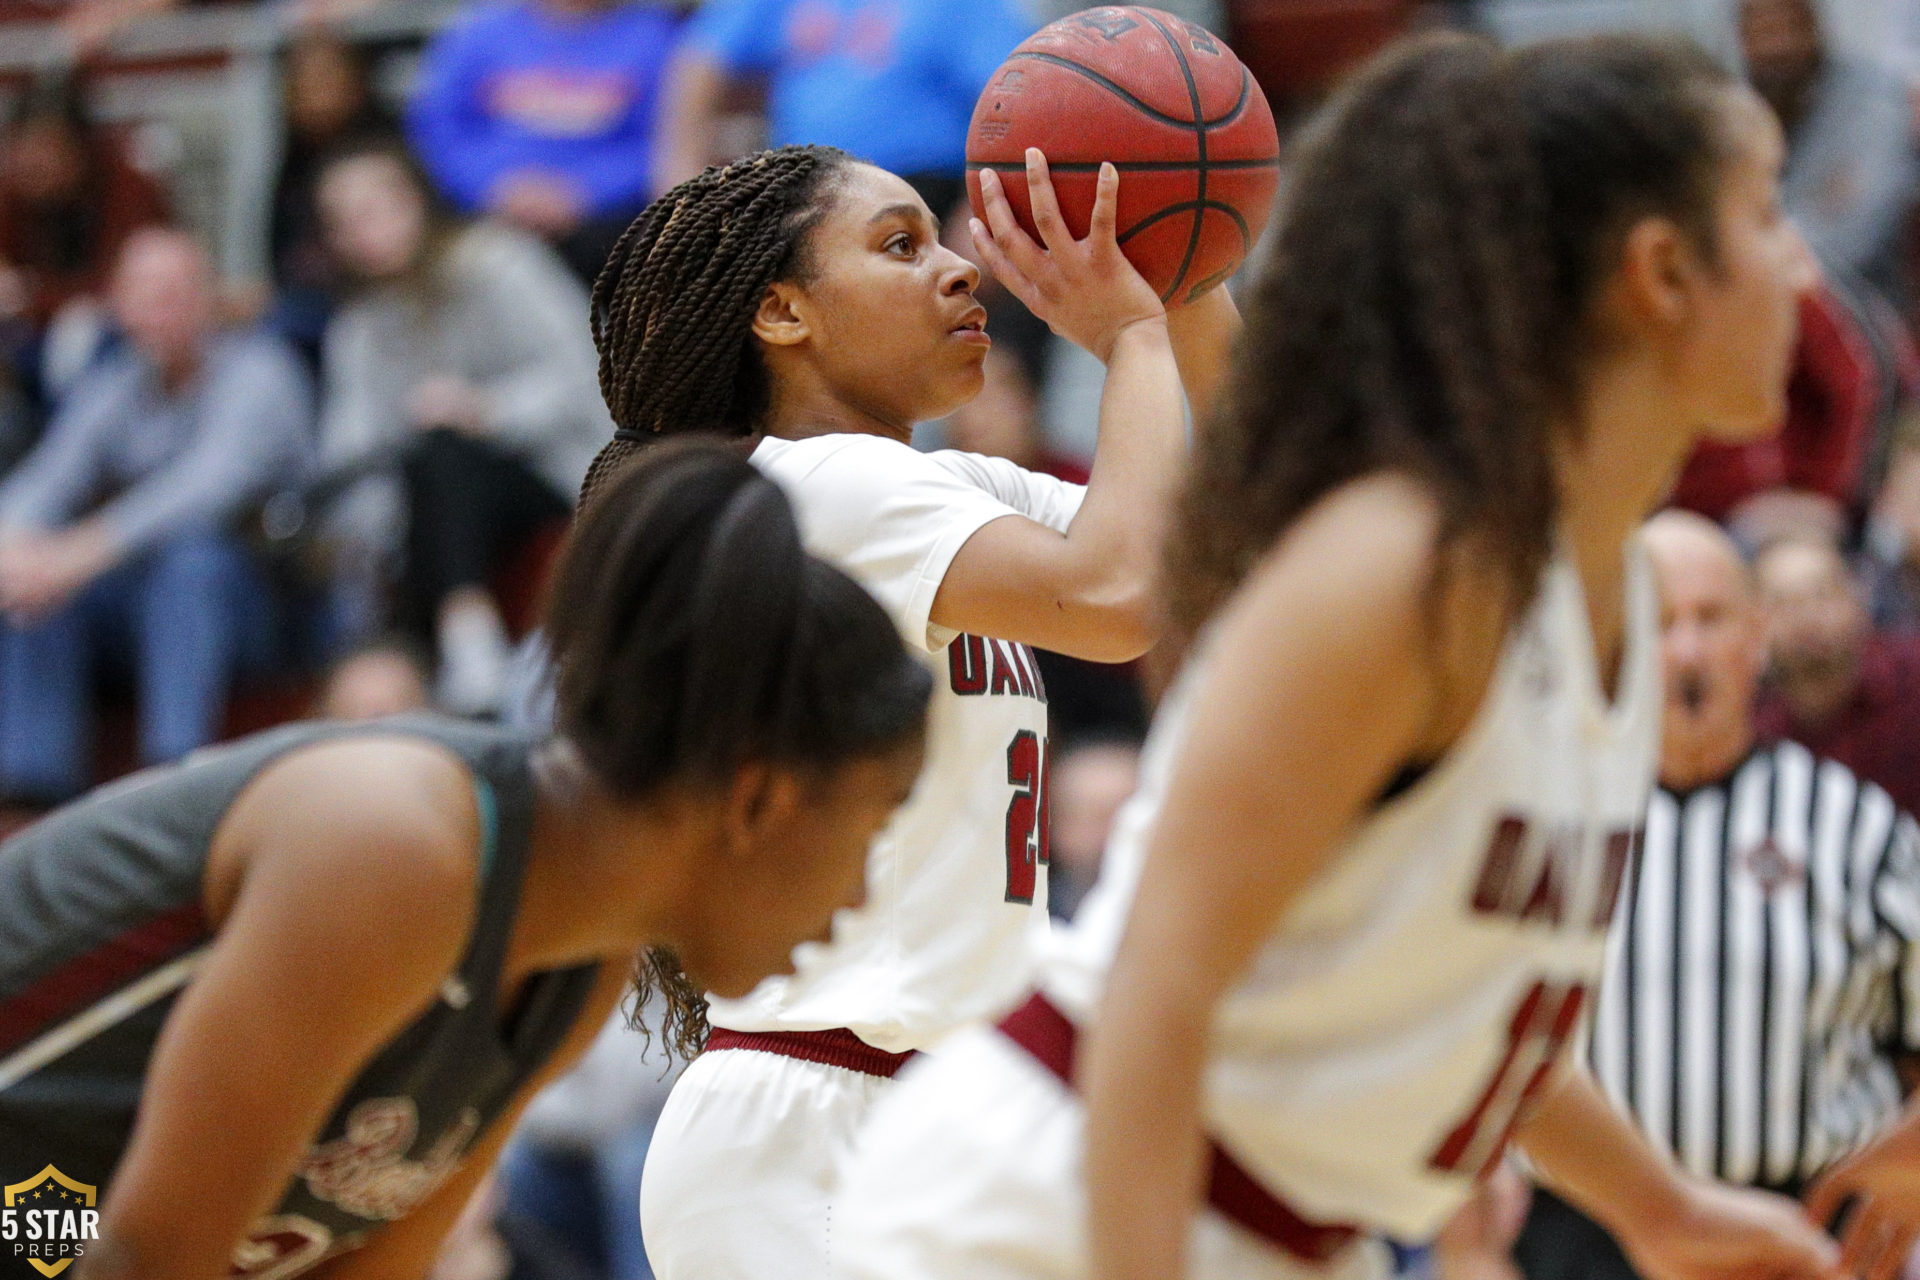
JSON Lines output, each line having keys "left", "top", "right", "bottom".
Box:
{"left": 1004, "top": 730, "right": 1050, "bottom": 904}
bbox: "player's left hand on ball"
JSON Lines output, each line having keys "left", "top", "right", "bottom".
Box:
{"left": 1805, "top": 1116, "right": 1920, "bottom": 1280}
{"left": 1621, "top": 1179, "right": 1843, "bottom": 1280}
{"left": 968, "top": 148, "right": 1164, "bottom": 364}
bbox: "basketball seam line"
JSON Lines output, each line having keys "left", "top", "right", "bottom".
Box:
{"left": 1116, "top": 199, "right": 1250, "bottom": 253}
{"left": 1139, "top": 7, "right": 1207, "bottom": 302}
{"left": 1002, "top": 51, "right": 1250, "bottom": 132}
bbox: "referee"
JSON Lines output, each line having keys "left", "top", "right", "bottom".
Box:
{"left": 1514, "top": 512, "right": 1920, "bottom": 1280}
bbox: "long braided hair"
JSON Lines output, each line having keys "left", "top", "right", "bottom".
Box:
{"left": 579, "top": 145, "right": 854, "bottom": 509}
{"left": 577, "top": 146, "right": 854, "bottom": 1056}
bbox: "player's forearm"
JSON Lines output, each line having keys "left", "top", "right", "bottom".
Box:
{"left": 1164, "top": 286, "right": 1240, "bottom": 427}
{"left": 1083, "top": 966, "right": 1213, "bottom": 1280}
{"left": 1513, "top": 1064, "right": 1688, "bottom": 1240}
{"left": 1057, "top": 316, "right": 1184, "bottom": 655}
{"left": 72, "top": 1218, "right": 243, "bottom": 1280}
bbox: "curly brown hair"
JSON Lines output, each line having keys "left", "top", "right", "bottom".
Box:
{"left": 1168, "top": 32, "right": 1736, "bottom": 632}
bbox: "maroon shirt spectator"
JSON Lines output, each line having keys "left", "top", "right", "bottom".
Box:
{"left": 1754, "top": 535, "right": 1920, "bottom": 815}
{"left": 1671, "top": 285, "right": 1877, "bottom": 525}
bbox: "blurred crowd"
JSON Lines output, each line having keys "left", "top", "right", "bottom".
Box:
{"left": 0, "top": 0, "right": 1918, "bottom": 1275}
{"left": 0, "top": 0, "right": 1186, "bottom": 823}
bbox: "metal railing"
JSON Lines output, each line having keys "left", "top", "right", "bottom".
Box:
{"left": 0, "top": 0, "right": 463, "bottom": 280}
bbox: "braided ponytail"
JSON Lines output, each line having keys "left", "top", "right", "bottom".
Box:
{"left": 579, "top": 146, "right": 854, "bottom": 510}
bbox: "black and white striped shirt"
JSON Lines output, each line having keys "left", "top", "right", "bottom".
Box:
{"left": 1591, "top": 740, "right": 1920, "bottom": 1190}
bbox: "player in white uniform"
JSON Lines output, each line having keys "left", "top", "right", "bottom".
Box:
{"left": 574, "top": 146, "right": 1237, "bottom": 1278}
{"left": 835, "top": 33, "right": 1840, "bottom": 1280}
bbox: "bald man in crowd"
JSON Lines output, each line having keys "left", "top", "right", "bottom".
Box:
{"left": 1512, "top": 511, "right": 1920, "bottom": 1280}
{"left": 0, "top": 227, "right": 311, "bottom": 805}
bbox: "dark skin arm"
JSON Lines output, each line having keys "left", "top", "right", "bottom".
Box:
{"left": 932, "top": 156, "right": 1201, "bottom": 663}
{"left": 76, "top": 741, "right": 488, "bottom": 1280}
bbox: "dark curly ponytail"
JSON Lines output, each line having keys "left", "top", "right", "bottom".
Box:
{"left": 1168, "top": 32, "right": 1736, "bottom": 632}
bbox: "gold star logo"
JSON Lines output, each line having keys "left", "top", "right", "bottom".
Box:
{"left": 3, "top": 1166, "right": 98, "bottom": 1277}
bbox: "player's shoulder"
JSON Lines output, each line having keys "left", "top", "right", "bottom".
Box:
{"left": 1246, "top": 472, "right": 1516, "bottom": 732}
{"left": 225, "top": 735, "right": 485, "bottom": 902}
{"left": 921, "top": 446, "right": 1033, "bottom": 485}
{"left": 1219, "top": 474, "right": 1456, "bottom": 672}
{"left": 1260, "top": 473, "right": 1451, "bottom": 601}
{"left": 753, "top": 430, "right": 966, "bottom": 491}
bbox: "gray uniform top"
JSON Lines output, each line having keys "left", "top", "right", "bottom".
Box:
{"left": 0, "top": 715, "right": 602, "bottom": 1278}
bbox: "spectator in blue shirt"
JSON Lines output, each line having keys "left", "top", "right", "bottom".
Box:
{"left": 407, "top": 0, "right": 684, "bottom": 281}
{"left": 656, "top": 0, "right": 1032, "bottom": 217}
{"left": 0, "top": 228, "right": 312, "bottom": 803}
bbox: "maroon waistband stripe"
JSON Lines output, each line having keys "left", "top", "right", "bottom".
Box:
{"left": 704, "top": 1026, "right": 920, "bottom": 1079}
{"left": 996, "top": 991, "right": 1361, "bottom": 1265}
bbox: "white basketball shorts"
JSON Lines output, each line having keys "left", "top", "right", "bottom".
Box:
{"left": 834, "top": 1025, "right": 1394, "bottom": 1280}
{"left": 640, "top": 1040, "right": 897, "bottom": 1280}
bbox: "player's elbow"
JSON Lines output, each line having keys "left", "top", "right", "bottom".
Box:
{"left": 1065, "top": 578, "right": 1163, "bottom": 663}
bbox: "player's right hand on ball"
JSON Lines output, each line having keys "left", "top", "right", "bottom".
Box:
{"left": 1619, "top": 1179, "right": 1843, "bottom": 1280}
{"left": 969, "top": 148, "right": 1165, "bottom": 364}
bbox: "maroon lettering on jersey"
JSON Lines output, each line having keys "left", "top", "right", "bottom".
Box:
{"left": 1005, "top": 640, "right": 1037, "bottom": 699}
{"left": 1021, "top": 645, "right": 1048, "bottom": 702}
{"left": 1470, "top": 815, "right": 1638, "bottom": 935}
{"left": 947, "top": 635, "right": 1049, "bottom": 702}
{"left": 1470, "top": 817, "right": 1529, "bottom": 916}
{"left": 949, "top": 635, "right": 989, "bottom": 695}
{"left": 1517, "top": 828, "right": 1570, "bottom": 927}
{"left": 989, "top": 641, "right": 1021, "bottom": 696}
{"left": 1004, "top": 730, "right": 1044, "bottom": 903}
{"left": 1589, "top": 829, "right": 1636, "bottom": 930}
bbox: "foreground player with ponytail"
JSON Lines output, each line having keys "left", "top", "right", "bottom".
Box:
{"left": 585, "top": 143, "right": 1235, "bottom": 1278}
{"left": 0, "top": 440, "right": 930, "bottom": 1280}
{"left": 836, "top": 33, "right": 1839, "bottom": 1280}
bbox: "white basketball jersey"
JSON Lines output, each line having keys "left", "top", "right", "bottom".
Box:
{"left": 706, "top": 433, "right": 1085, "bottom": 1053}
{"left": 1045, "top": 544, "right": 1662, "bottom": 1239}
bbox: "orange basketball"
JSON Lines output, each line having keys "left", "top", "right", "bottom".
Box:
{"left": 966, "top": 6, "right": 1280, "bottom": 306}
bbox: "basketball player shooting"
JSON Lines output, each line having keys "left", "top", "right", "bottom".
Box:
{"left": 834, "top": 29, "right": 1841, "bottom": 1280}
